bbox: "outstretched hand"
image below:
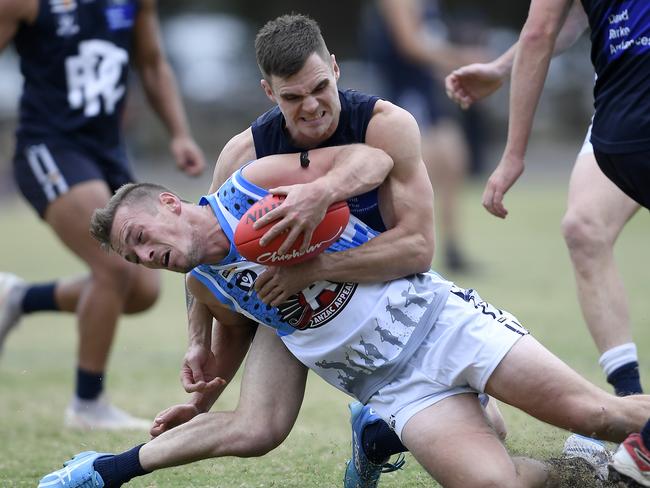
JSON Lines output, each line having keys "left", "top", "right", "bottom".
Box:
{"left": 445, "top": 63, "right": 506, "bottom": 110}
{"left": 180, "top": 344, "right": 227, "bottom": 394}
{"left": 150, "top": 403, "right": 199, "bottom": 438}
{"left": 481, "top": 156, "right": 525, "bottom": 219}
{"left": 254, "top": 182, "right": 331, "bottom": 255}
{"left": 170, "top": 135, "right": 206, "bottom": 177}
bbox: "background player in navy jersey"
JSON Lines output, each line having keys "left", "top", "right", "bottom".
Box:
{"left": 361, "top": 0, "right": 485, "bottom": 272}
{"left": 450, "top": 0, "right": 650, "bottom": 484}
{"left": 0, "top": 0, "right": 205, "bottom": 429}
{"left": 446, "top": 0, "right": 646, "bottom": 466}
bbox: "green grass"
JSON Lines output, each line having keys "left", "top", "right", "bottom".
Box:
{"left": 0, "top": 180, "right": 648, "bottom": 487}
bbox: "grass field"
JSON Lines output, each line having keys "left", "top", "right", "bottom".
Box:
{"left": 0, "top": 179, "right": 648, "bottom": 487}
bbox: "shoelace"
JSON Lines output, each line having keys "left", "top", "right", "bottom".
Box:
{"left": 380, "top": 453, "right": 406, "bottom": 473}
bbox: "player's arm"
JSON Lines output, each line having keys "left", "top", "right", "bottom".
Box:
{"left": 0, "top": 0, "right": 36, "bottom": 50}
{"left": 208, "top": 128, "right": 258, "bottom": 193}
{"left": 378, "top": 0, "right": 483, "bottom": 74}
{"left": 317, "top": 101, "right": 434, "bottom": 280}
{"left": 132, "top": 0, "right": 205, "bottom": 176}
{"left": 182, "top": 274, "right": 255, "bottom": 405}
{"left": 253, "top": 143, "right": 394, "bottom": 254}
{"left": 210, "top": 129, "right": 394, "bottom": 254}
{"left": 152, "top": 276, "right": 256, "bottom": 436}
{"left": 482, "top": 0, "right": 574, "bottom": 219}
{"left": 445, "top": 0, "right": 587, "bottom": 110}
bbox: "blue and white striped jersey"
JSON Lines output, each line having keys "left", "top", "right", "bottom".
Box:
{"left": 191, "top": 168, "right": 451, "bottom": 403}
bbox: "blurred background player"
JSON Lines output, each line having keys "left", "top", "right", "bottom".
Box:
{"left": 361, "top": 0, "right": 486, "bottom": 272}
{"left": 0, "top": 0, "right": 205, "bottom": 429}
{"left": 445, "top": 0, "right": 643, "bottom": 399}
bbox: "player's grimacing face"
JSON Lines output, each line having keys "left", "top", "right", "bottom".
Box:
{"left": 110, "top": 201, "right": 198, "bottom": 273}
{"left": 265, "top": 53, "right": 341, "bottom": 147}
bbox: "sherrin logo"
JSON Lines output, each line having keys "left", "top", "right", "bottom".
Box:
{"left": 256, "top": 226, "right": 343, "bottom": 263}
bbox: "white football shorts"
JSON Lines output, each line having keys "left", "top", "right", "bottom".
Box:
{"left": 366, "top": 286, "right": 528, "bottom": 440}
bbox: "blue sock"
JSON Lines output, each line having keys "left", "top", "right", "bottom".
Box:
{"left": 21, "top": 282, "right": 58, "bottom": 314}
{"left": 94, "top": 444, "right": 149, "bottom": 487}
{"left": 607, "top": 361, "right": 643, "bottom": 397}
{"left": 362, "top": 420, "right": 406, "bottom": 465}
{"left": 76, "top": 367, "right": 104, "bottom": 400}
{"left": 641, "top": 420, "right": 650, "bottom": 450}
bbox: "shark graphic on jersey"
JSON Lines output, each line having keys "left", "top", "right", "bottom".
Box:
{"left": 190, "top": 168, "right": 452, "bottom": 403}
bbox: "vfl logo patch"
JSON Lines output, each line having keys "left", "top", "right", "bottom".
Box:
{"left": 277, "top": 281, "right": 357, "bottom": 330}
{"left": 234, "top": 270, "right": 257, "bottom": 291}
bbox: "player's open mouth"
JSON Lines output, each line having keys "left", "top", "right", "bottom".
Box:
{"left": 163, "top": 250, "right": 170, "bottom": 268}
{"left": 301, "top": 111, "right": 326, "bottom": 123}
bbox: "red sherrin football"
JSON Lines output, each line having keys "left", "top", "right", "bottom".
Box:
{"left": 234, "top": 194, "right": 350, "bottom": 266}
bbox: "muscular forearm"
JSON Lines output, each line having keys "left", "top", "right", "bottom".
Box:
{"left": 313, "top": 229, "right": 432, "bottom": 283}
{"left": 503, "top": 30, "right": 557, "bottom": 161}
{"left": 484, "top": 1, "right": 586, "bottom": 84}
{"left": 186, "top": 292, "right": 213, "bottom": 349}
{"left": 139, "top": 60, "right": 191, "bottom": 139}
{"left": 317, "top": 145, "right": 394, "bottom": 204}
{"left": 191, "top": 323, "right": 255, "bottom": 413}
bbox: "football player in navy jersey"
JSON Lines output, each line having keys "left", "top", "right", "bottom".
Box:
{"left": 0, "top": 0, "right": 205, "bottom": 429}
{"left": 458, "top": 0, "right": 650, "bottom": 484}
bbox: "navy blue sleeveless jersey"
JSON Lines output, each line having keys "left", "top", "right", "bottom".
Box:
{"left": 251, "top": 89, "right": 386, "bottom": 231}
{"left": 13, "top": 0, "right": 138, "bottom": 152}
{"left": 581, "top": 0, "right": 650, "bottom": 153}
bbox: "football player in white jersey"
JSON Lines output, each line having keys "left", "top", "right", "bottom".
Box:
{"left": 38, "top": 145, "right": 650, "bottom": 488}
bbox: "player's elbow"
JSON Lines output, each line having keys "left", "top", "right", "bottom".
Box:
{"left": 361, "top": 146, "right": 394, "bottom": 188}
{"left": 410, "top": 232, "right": 435, "bottom": 273}
{"left": 519, "top": 22, "right": 558, "bottom": 50}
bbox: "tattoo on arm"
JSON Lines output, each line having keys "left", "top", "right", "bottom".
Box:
{"left": 185, "top": 281, "right": 195, "bottom": 313}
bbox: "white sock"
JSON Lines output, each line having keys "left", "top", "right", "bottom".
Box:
{"left": 598, "top": 342, "right": 638, "bottom": 377}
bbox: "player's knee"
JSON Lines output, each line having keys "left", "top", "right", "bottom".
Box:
{"left": 561, "top": 210, "right": 610, "bottom": 259}
{"left": 123, "top": 269, "right": 161, "bottom": 314}
{"left": 231, "top": 423, "right": 287, "bottom": 457}
{"left": 89, "top": 256, "right": 137, "bottom": 292}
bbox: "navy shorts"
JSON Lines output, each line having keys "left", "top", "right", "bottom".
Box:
{"left": 13, "top": 138, "right": 135, "bottom": 218}
{"left": 594, "top": 149, "right": 650, "bottom": 210}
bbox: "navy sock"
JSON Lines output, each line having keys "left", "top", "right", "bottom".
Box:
{"left": 94, "top": 444, "right": 149, "bottom": 487}
{"left": 76, "top": 368, "right": 104, "bottom": 400}
{"left": 607, "top": 361, "right": 643, "bottom": 397}
{"left": 21, "top": 282, "right": 59, "bottom": 314}
{"left": 641, "top": 420, "right": 650, "bottom": 451}
{"left": 362, "top": 420, "right": 406, "bottom": 465}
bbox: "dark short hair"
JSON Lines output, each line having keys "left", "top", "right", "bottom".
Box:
{"left": 255, "top": 13, "right": 330, "bottom": 80}
{"left": 90, "top": 182, "right": 171, "bottom": 252}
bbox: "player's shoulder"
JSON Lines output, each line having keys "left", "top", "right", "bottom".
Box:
{"left": 211, "top": 128, "right": 257, "bottom": 191}
{"left": 370, "top": 99, "right": 418, "bottom": 127}
{"left": 367, "top": 99, "right": 420, "bottom": 142}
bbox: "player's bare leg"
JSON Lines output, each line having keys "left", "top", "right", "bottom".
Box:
{"left": 402, "top": 394, "right": 550, "bottom": 487}
{"left": 486, "top": 335, "right": 650, "bottom": 441}
{"left": 139, "top": 326, "right": 308, "bottom": 469}
{"left": 422, "top": 120, "right": 470, "bottom": 272}
{"left": 44, "top": 180, "right": 159, "bottom": 429}
{"left": 561, "top": 152, "right": 641, "bottom": 395}
{"left": 54, "top": 267, "right": 159, "bottom": 314}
